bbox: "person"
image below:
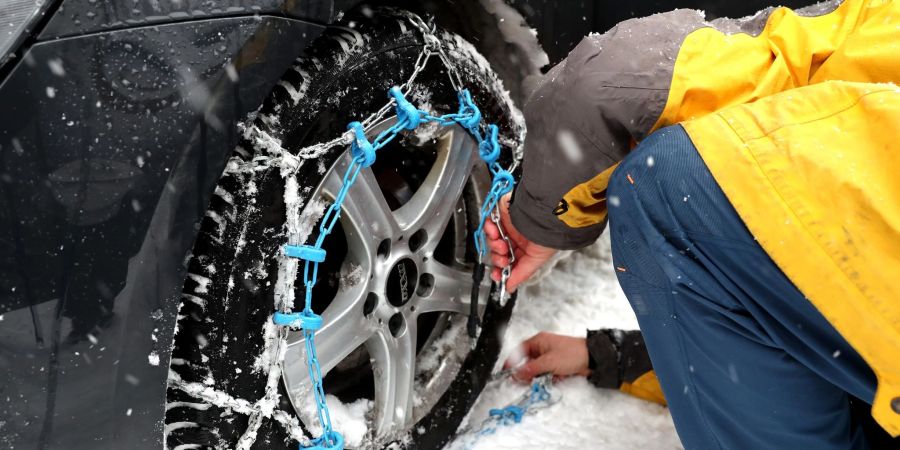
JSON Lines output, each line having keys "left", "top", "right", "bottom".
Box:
{"left": 484, "top": 1, "right": 900, "bottom": 448}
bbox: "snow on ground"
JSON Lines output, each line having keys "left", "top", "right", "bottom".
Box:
{"left": 445, "top": 232, "right": 683, "bottom": 450}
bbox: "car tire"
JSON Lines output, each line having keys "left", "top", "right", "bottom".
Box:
{"left": 164, "top": 8, "right": 522, "bottom": 450}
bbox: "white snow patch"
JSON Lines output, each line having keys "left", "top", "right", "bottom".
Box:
{"left": 328, "top": 397, "right": 372, "bottom": 448}
{"left": 340, "top": 262, "right": 364, "bottom": 287}
{"left": 556, "top": 129, "right": 583, "bottom": 163}
{"left": 186, "top": 273, "right": 211, "bottom": 294}
{"left": 47, "top": 58, "right": 65, "bottom": 76}
{"left": 295, "top": 393, "right": 372, "bottom": 449}
{"left": 174, "top": 444, "right": 202, "bottom": 450}
{"left": 225, "top": 63, "right": 239, "bottom": 82}
{"left": 182, "top": 294, "right": 206, "bottom": 310}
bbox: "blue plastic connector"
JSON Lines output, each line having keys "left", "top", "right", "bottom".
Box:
{"left": 284, "top": 244, "right": 327, "bottom": 263}
{"left": 273, "top": 311, "right": 324, "bottom": 331}
{"left": 530, "top": 382, "right": 550, "bottom": 402}
{"left": 347, "top": 121, "right": 376, "bottom": 168}
{"left": 492, "top": 170, "right": 515, "bottom": 196}
{"left": 456, "top": 90, "right": 482, "bottom": 130}
{"left": 479, "top": 124, "right": 501, "bottom": 163}
{"left": 302, "top": 430, "right": 344, "bottom": 450}
{"left": 489, "top": 405, "right": 524, "bottom": 424}
{"left": 389, "top": 87, "right": 422, "bottom": 130}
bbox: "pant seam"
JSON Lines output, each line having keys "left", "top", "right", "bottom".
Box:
{"left": 662, "top": 251, "right": 727, "bottom": 450}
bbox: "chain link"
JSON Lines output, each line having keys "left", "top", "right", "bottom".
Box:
{"left": 490, "top": 206, "right": 516, "bottom": 305}
{"left": 456, "top": 374, "right": 558, "bottom": 449}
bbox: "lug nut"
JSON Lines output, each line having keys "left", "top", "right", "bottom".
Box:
{"left": 388, "top": 313, "right": 405, "bottom": 338}
{"left": 417, "top": 273, "right": 435, "bottom": 297}
{"left": 408, "top": 229, "right": 427, "bottom": 253}
{"left": 363, "top": 292, "right": 378, "bottom": 316}
{"left": 377, "top": 239, "right": 391, "bottom": 260}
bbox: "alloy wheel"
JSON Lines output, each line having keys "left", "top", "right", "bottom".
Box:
{"left": 281, "top": 118, "right": 493, "bottom": 440}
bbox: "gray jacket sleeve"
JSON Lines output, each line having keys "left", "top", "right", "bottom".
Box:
{"left": 509, "top": 10, "right": 705, "bottom": 249}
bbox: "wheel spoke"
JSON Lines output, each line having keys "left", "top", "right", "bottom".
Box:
{"left": 322, "top": 152, "right": 401, "bottom": 250}
{"left": 413, "top": 259, "right": 488, "bottom": 316}
{"left": 395, "top": 127, "right": 477, "bottom": 244}
{"left": 367, "top": 322, "right": 416, "bottom": 436}
{"left": 282, "top": 283, "right": 374, "bottom": 398}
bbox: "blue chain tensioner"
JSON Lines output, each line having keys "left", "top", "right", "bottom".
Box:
{"left": 274, "top": 85, "right": 515, "bottom": 449}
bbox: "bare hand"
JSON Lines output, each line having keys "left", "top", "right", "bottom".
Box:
{"left": 484, "top": 194, "right": 556, "bottom": 293}
{"left": 504, "top": 332, "right": 591, "bottom": 382}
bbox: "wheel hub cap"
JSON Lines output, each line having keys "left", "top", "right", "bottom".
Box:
{"left": 386, "top": 257, "right": 418, "bottom": 307}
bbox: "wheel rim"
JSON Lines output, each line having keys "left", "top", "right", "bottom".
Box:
{"left": 282, "top": 117, "right": 492, "bottom": 440}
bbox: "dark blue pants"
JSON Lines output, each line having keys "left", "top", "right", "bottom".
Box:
{"left": 607, "top": 125, "right": 878, "bottom": 449}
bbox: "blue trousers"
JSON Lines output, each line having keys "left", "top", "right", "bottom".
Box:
{"left": 607, "top": 125, "right": 878, "bottom": 449}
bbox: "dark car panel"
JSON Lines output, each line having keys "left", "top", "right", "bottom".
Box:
{"left": 39, "top": 0, "right": 335, "bottom": 39}
{"left": 0, "top": 15, "right": 323, "bottom": 448}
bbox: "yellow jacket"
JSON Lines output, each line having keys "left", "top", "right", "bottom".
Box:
{"left": 510, "top": 0, "right": 900, "bottom": 432}
{"left": 673, "top": 0, "right": 900, "bottom": 433}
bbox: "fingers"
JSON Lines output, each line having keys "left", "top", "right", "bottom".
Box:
{"left": 498, "top": 194, "right": 521, "bottom": 245}
{"left": 513, "top": 357, "right": 553, "bottom": 382}
{"left": 484, "top": 212, "right": 513, "bottom": 271}
{"left": 504, "top": 332, "right": 577, "bottom": 382}
{"left": 485, "top": 193, "right": 558, "bottom": 293}
{"left": 488, "top": 237, "right": 510, "bottom": 255}
{"left": 491, "top": 254, "right": 509, "bottom": 268}
{"left": 504, "top": 254, "right": 545, "bottom": 293}
{"left": 483, "top": 217, "right": 500, "bottom": 239}
{"left": 499, "top": 192, "right": 512, "bottom": 214}
{"left": 503, "top": 335, "right": 540, "bottom": 370}
{"left": 519, "top": 332, "right": 548, "bottom": 358}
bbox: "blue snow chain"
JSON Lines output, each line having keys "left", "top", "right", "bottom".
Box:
{"left": 274, "top": 86, "right": 515, "bottom": 449}
{"left": 488, "top": 405, "right": 524, "bottom": 424}
{"left": 461, "top": 375, "right": 556, "bottom": 449}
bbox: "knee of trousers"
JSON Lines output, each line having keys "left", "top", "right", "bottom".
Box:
{"left": 607, "top": 125, "right": 709, "bottom": 296}
{"left": 608, "top": 125, "right": 697, "bottom": 229}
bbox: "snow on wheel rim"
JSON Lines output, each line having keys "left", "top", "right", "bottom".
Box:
{"left": 282, "top": 116, "right": 493, "bottom": 443}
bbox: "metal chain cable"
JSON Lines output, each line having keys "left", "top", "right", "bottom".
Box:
{"left": 271, "top": 13, "right": 520, "bottom": 450}
{"left": 455, "top": 374, "right": 558, "bottom": 450}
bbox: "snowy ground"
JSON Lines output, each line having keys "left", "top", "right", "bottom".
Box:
{"left": 445, "top": 232, "right": 683, "bottom": 450}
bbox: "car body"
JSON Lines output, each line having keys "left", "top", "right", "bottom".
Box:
{"left": 0, "top": 0, "right": 808, "bottom": 448}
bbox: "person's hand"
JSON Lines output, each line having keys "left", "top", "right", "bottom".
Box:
{"left": 504, "top": 332, "right": 591, "bottom": 382}
{"left": 484, "top": 193, "right": 557, "bottom": 292}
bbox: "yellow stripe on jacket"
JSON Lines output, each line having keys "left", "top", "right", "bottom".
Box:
{"left": 620, "top": 371, "right": 667, "bottom": 406}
